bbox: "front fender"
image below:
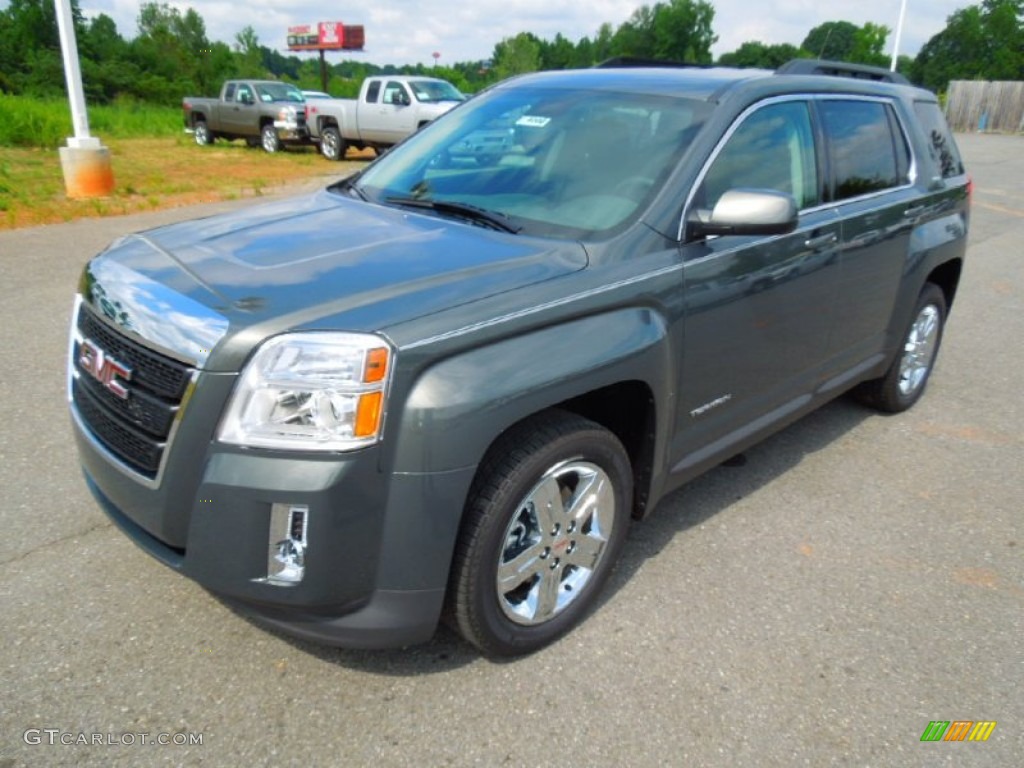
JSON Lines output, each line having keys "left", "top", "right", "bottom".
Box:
{"left": 391, "top": 307, "right": 672, "bottom": 474}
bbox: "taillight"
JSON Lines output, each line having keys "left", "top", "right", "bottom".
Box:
{"left": 966, "top": 176, "right": 974, "bottom": 198}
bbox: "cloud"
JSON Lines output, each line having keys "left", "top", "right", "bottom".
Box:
{"left": 69, "top": 0, "right": 965, "bottom": 67}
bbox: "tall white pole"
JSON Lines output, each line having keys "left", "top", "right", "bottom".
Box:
{"left": 891, "top": 0, "right": 909, "bottom": 71}
{"left": 54, "top": 0, "right": 97, "bottom": 147}
{"left": 54, "top": 0, "right": 114, "bottom": 197}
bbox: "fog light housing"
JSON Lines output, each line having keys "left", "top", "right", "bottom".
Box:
{"left": 260, "top": 503, "right": 308, "bottom": 586}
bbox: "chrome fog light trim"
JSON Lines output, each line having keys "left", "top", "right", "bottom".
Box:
{"left": 260, "top": 504, "right": 309, "bottom": 586}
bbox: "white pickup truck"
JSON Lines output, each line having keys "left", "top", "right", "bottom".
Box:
{"left": 305, "top": 75, "right": 465, "bottom": 160}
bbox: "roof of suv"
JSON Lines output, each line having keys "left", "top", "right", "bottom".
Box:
{"left": 503, "top": 59, "right": 928, "bottom": 103}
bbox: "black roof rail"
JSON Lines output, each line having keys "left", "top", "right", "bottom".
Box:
{"left": 593, "top": 56, "right": 706, "bottom": 69}
{"left": 776, "top": 59, "right": 910, "bottom": 85}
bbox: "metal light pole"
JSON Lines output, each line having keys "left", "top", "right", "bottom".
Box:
{"left": 891, "top": 0, "right": 909, "bottom": 71}
{"left": 54, "top": 0, "right": 114, "bottom": 197}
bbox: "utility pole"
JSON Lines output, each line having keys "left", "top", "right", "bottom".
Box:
{"left": 54, "top": 0, "right": 114, "bottom": 197}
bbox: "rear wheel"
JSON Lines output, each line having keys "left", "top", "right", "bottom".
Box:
{"left": 321, "top": 126, "right": 346, "bottom": 161}
{"left": 261, "top": 124, "right": 281, "bottom": 153}
{"left": 855, "top": 283, "right": 947, "bottom": 413}
{"left": 448, "top": 411, "right": 632, "bottom": 656}
{"left": 193, "top": 120, "right": 213, "bottom": 146}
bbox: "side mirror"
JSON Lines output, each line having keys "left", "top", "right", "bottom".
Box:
{"left": 689, "top": 189, "right": 799, "bottom": 238}
{"left": 239, "top": 93, "right": 254, "bottom": 105}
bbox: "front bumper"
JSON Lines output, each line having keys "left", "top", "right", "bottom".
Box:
{"left": 273, "top": 121, "right": 309, "bottom": 143}
{"left": 75, "top": 411, "right": 475, "bottom": 649}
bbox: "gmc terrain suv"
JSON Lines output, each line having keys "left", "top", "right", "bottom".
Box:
{"left": 69, "top": 60, "right": 969, "bottom": 656}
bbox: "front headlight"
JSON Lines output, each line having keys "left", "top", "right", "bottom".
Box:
{"left": 278, "top": 106, "right": 297, "bottom": 121}
{"left": 218, "top": 332, "right": 392, "bottom": 451}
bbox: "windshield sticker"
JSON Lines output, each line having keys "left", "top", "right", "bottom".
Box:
{"left": 516, "top": 115, "right": 551, "bottom": 128}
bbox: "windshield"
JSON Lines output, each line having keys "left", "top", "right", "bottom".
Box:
{"left": 256, "top": 83, "right": 304, "bottom": 103}
{"left": 353, "top": 85, "right": 710, "bottom": 238}
{"left": 410, "top": 80, "right": 465, "bottom": 103}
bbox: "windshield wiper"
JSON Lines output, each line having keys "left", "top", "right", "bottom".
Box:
{"left": 329, "top": 174, "right": 368, "bottom": 201}
{"left": 385, "top": 196, "right": 522, "bottom": 234}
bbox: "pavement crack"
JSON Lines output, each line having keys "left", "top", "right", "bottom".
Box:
{"left": 0, "top": 519, "right": 113, "bottom": 569}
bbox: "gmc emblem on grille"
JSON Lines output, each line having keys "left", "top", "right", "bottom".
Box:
{"left": 79, "top": 338, "right": 132, "bottom": 399}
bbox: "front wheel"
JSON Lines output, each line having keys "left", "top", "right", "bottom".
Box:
{"left": 261, "top": 124, "right": 281, "bottom": 153}
{"left": 448, "top": 411, "right": 632, "bottom": 656}
{"left": 321, "top": 126, "right": 346, "bottom": 161}
{"left": 855, "top": 283, "right": 948, "bottom": 413}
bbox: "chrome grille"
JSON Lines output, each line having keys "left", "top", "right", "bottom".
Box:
{"left": 71, "top": 303, "right": 194, "bottom": 478}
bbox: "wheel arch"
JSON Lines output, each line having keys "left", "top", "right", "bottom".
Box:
{"left": 927, "top": 258, "right": 962, "bottom": 314}
{"left": 317, "top": 115, "right": 340, "bottom": 133}
{"left": 390, "top": 308, "right": 671, "bottom": 520}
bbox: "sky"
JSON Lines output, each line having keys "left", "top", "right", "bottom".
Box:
{"left": 61, "top": 0, "right": 970, "bottom": 67}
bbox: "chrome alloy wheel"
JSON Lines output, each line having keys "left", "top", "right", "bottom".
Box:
{"left": 898, "top": 304, "right": 940, "bottom": 396}
{"left": 496, "top": 459, "right": 616, "bottom": 626}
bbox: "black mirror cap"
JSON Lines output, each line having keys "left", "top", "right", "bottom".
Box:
{"left": 690, "top": 188, "right": 799, "bottom": 238}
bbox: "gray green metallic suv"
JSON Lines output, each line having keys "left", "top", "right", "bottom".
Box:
{"left": 68, "top": 60, "right": 969, "bottom": 656}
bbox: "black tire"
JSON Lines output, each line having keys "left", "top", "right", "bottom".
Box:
{"left": 447, "top": 410, "right": 632, "bottom": 656}
{"left": 854, "top": 283, "right": 947, "bottom": 413}
{"left": 321, "top": 126, "right": 346, "bottom": 161}
{"left": 261, "top": 124, "right": 281, "bottom": 153}
{"left": 193, "top": 120, "right": 213, "bottom": 146}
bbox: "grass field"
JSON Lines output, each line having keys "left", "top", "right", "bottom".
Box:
{"left": 0, "top": 134, "right": 370, "bottom": 230}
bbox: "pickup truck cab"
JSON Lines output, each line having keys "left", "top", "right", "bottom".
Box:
{"left": 71, "top": 61, "right": 969, "bottom": 657}
{"left": 183, "top": 80, "right": 310, "bottom": 153}
{"left": 306, "top": 75, "right": 465, "bottom": 160}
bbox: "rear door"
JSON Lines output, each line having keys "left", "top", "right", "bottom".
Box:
{"left": 815, "top": 97, "right": 918, "bottom": 377}
{"left": 672, "top": 98, "right": 841, "bottom": 472}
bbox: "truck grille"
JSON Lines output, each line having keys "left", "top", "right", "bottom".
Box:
{"left": 71, "top": 304, "right": 194, "bottom": 478}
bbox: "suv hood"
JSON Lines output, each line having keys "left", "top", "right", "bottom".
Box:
{"left": 80, "top": 190, "right": 586, "bottom": 370}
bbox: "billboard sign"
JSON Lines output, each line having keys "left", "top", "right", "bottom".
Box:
{"left": 287, "top": 22, "right": 365, "bottom": 51}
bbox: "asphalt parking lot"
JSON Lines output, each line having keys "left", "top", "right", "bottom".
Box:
{"left": 1, "top": 133, "right": 1021, "bottom": 767}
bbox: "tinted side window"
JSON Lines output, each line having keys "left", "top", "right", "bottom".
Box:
{"left": 365, "top": 81, "right": 381, "bottom": 103}
{"left": 698, "top": 101, "right": 819, "bottom": 212}
{"left": 224, "top": 83, "right": 236, "bottom": 102}
{"left": 913, "top": 101, "right": 965, "bottom": 179}
{"left": 820, "top": 100, "right": 908, "bottom": 200}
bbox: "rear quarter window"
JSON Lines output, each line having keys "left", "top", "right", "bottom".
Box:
{"left": 820, "top": 100, "right": 910, "bottom": 200}
{"left": 913, "top": 101, "right": 965, "bottom": 179}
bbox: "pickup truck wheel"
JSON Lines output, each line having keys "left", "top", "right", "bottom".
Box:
{"left": 193, "top": 120, "right": 213, "bottom": 146}
{"left": 448, "top": 411, "right": 632, "bottom": 656}
{"left": 321, "top": 126, "right": 346, "bottom": 161}
{"left": 261, "top": 124, "right": 281, "bottom": 153}
{"left": 855, "top": 283, "right": 947, "bottom": 413}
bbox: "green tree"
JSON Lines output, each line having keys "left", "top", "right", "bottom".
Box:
{"left": 913, "top": 0, "right": 1023, "bottom": 92}
{"left": 234, "top": 25, "right": 263, "bottom": 78}
{"left": 802, "top": 20, "right": 859, "bottom": 60}
{"left": 651, "top": 0, "right": 716, "bottom": 63}
{"left": 0, "top": 0, "right": 81, "bottom": 96}
{"left": 493, "top": 32, "right": 541, "bottom": 80}
{"left": 850, "top": 22, "right": 890, "bottom": 67}
{"left": 718, "top": 41, "right": 808, "bottom": 69}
